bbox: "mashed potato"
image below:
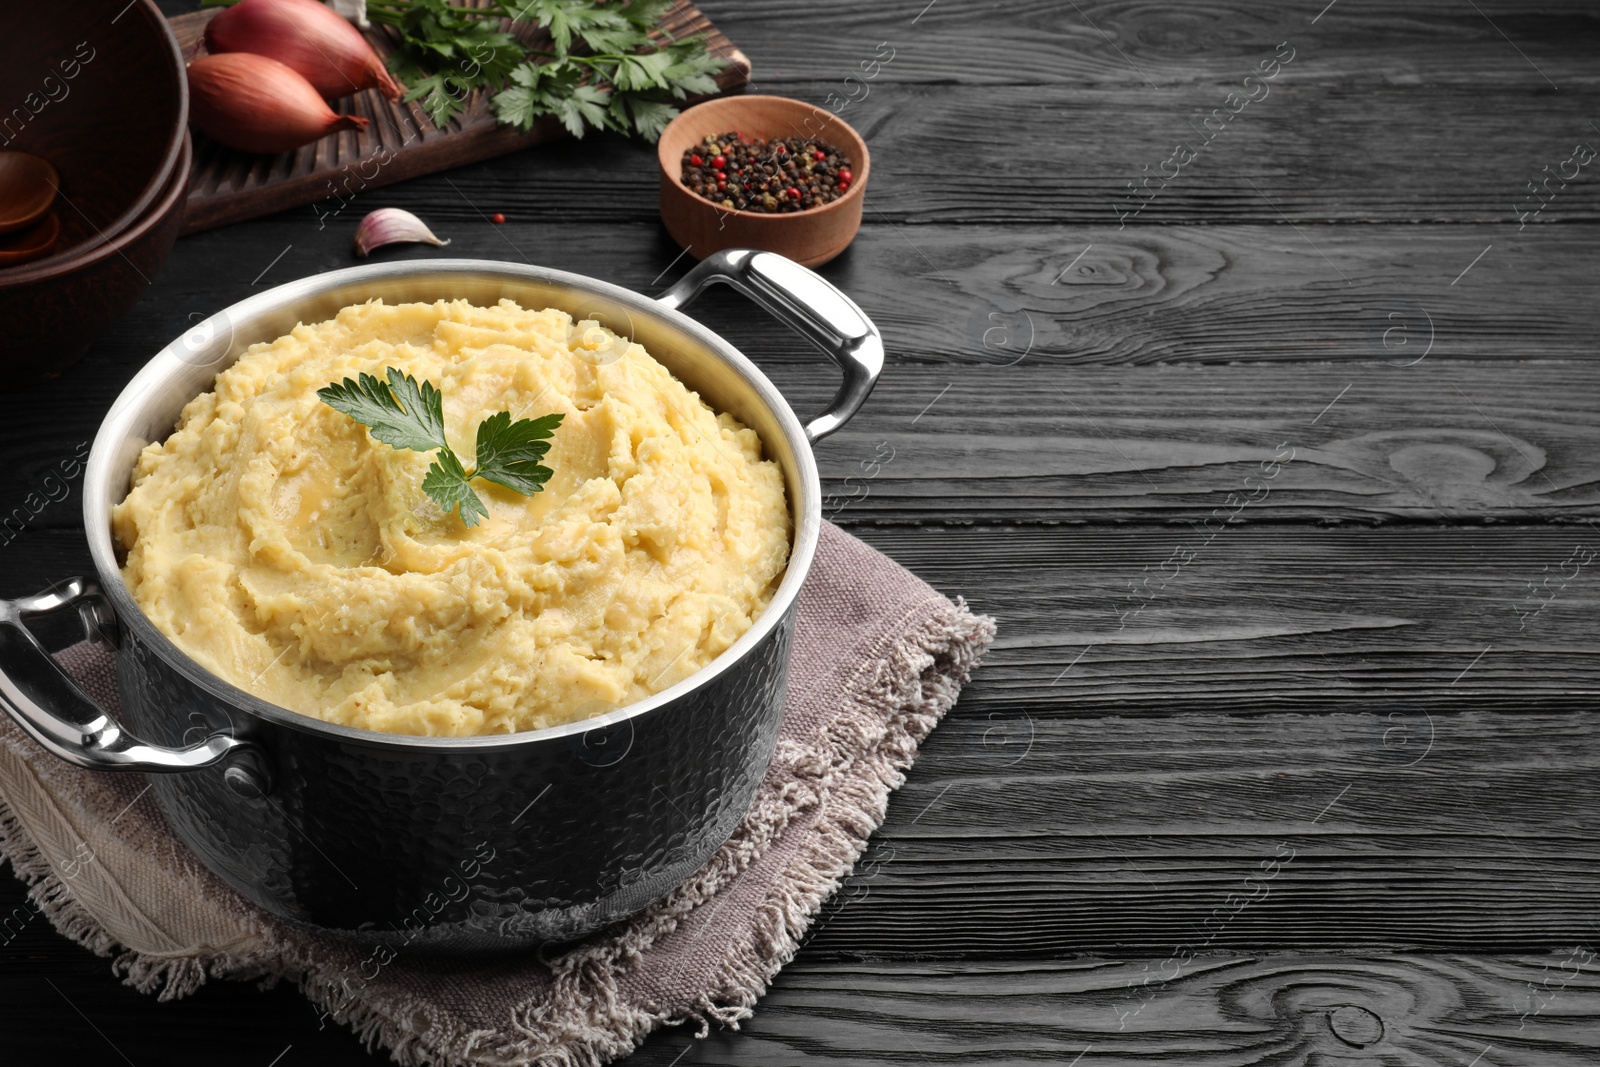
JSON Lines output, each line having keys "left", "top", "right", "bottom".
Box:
{"left": 113, "top": 299, "right": 791, "bottom": 737}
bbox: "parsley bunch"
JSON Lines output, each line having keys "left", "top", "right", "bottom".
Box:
{"left": 363, "top": 0, "right": 727, "bottom": 138}
{"left": 318, "top": 367, "right": 563, "bottom": 527}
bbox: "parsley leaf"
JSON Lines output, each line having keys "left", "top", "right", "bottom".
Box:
{"left": 622, "top": 97, "right": 678, "bottom": 141}
{"left": 381, "top": 0, "right": 526, "bottom": 127}
{"left": 364, "top": 0, "right": 728, "bottom": 141}
{"left": 317, "top": 368, "right": 448, "bottom": 454}
{"left": 610, "top": 52, "right": 675, "bottom": 92}
{"left": 318, "top": 368, "right": 562, "bottom": 529}
{"left": 490, "top": 84, "right": 538, "bottom": 130}
{"left": 474, "top": 411, "right": 565, "bottom": 495}
{"left": 421, "top": 449, "right": 489, "bottom": 527}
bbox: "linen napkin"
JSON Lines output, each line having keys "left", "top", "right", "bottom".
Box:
{"left": 0, "top": 521, "right": 994, "bottom": 1067}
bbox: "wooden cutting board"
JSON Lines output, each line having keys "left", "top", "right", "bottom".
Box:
{"left": 168, "top": 3, "right": 751, "bottom": 234}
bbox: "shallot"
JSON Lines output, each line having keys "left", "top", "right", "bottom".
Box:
{"left": 204, "top": 0, "right": 404, "bottom": 103}
{"left": 188, "top": 53, "right": 370, "bottom": 155}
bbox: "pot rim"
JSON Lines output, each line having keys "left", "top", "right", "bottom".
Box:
{"left": 83, "top": 258, "right": 822, "bottom": 752}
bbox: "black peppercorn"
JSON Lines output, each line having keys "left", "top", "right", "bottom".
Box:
{"left": 680, "top": 131, "right": 855, "bottom": 214}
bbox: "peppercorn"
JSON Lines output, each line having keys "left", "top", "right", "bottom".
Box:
{"left": 680, "top": 132, "right": 855, "bottom": 214}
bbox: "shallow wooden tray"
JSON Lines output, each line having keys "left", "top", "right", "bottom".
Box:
{"left": 168, "top": 2, "right": 751, "bottom": 234}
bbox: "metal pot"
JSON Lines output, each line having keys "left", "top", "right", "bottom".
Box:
{"left": 0, "top": 251, "right": 882, "bottom": 951}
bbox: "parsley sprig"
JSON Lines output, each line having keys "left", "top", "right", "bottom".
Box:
{"left": 363, "top": 0, "right": 727, "bottom": 137}
{"left": 318, "top": 368, "right": 563, "bottom": 527}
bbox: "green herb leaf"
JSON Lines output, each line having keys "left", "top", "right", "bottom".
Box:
{"left": 623, "top": 97, "right": 678, "bottom": 141}
{"left": 617, "top": 0, "right": 675, "bottom": 30}
{"left": 661, "top": 41, "right": 727, "bottom": 99}
{"left": 367, "top": 0, "right": 728, "bottom": 141}
{"left": 317, "top": 369, "right": 448, "bottom": 455}
{"left": 383, "top": 0, "right": 525, "bottom": 127}
{"left": 421, "top": 449, "right": 489, "bottom": 528}
{"left": 491, "top": 84, "right": 538, "bottom": 129}
{"left": 473, "top": 411, "right": 565, "bottom": 495}
{"left": 580, "top": 20, "right": 653, "bottom": 55}
{"left": 610, "top": 51, "right": 675, "bottom": 92}
{"left": 319, "top": 366, "right": 562, "bottom": 528}
{"left": 551, "top": 83, "right": 606, "bottom": 138}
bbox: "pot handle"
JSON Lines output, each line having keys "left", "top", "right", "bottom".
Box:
{"left": 0, "top": 579, "right": 247, "bottom": 774}
{"left": 656, "top": 249, "right": 883, "bottom": 444}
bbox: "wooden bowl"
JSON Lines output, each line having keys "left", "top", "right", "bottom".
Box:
{"left": 0, "top": 152, "right": 59, "bottom": 236}
{"left": 0, "top": 134, "right": 191, "bottom": 383}
{"left": 0, "top": 212, "right": 60, "bottom": 266}
{"left": 657, "top": 95, "right": 870, "bottom": 268}
{"left": 1, "top": 0, "right": 188, "bottom": 263}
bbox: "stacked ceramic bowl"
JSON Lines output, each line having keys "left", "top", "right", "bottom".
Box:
{"left": 0, "top": 0, "right": 190, "bottom": 382}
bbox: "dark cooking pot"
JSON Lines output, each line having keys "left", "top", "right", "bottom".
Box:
{"left": 0, "top": 251, "right": 882, "bottom": 951}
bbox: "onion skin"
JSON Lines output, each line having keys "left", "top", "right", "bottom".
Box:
{"left": 188, "top": 53, "right": 370, "bottom": 155}
{"left": 204, "top": 0, "right": 405, "bottom": 103}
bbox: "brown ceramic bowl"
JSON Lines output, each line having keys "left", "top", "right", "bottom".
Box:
{"left": 0, "top": 134, "right": 191, "bottom": 383}
{"left": 1, "top": 0, "right": 188, "bottom": 262}
{"left": 658, "top": 95, "right": 869, "bottom": 268}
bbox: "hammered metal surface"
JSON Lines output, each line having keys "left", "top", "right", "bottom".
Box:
{"left": 117, "top": 606, "right": 793, "bottom": 951}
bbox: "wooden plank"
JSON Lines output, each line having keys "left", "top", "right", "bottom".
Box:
{"left": 72, "top": 222, "right": 1600, "bottom": 375}
{"left": 360, "top": 82, "right": 1600, "bottom": 225}
{"left": 5, "top": 935, "right": 1597, "bottom": 1067}
{"left": 171, "top": 2, "right": 752, "bottom": 234}
{"left": 6, "top": 241, "right": 1599, "bottom": 530}
{"left": 784, "top": 710, "right": 1600, "bottom": 956}
{"left": 809, "top": 362, "right": 1600, "bottom": 525}
{"left": 709, "top": 0, "right": 1600, "bottom": 88}
{"left": 850, "top": 524, "right": 1600, "bottom": 716}
{"left": 752, "top": 223, "right": 1599, "bottom": 365}
{"left": 624, "top": 954, "right": 1600, "bottom": 1066}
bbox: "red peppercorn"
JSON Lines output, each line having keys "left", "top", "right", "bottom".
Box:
{"left": 690, "top": 154, "right": 704, "bottom": 166}
{"left": 712, "top": 156, "right": 726, "bottom": 170}
{"left": 491, "top": 212, "right": 506, "bottom": 224}
{"left": 717, "top": 179, "right": 727, "bottom": 190}
{"left": 838, "top": 168, "right": 853, "bottom": 183}
{"left": 775, "top": 143, "right": 786, "bottom": 153}
{"left": 814, "top": 150, "right": 826, "bottom": 162}
{"left": 787, "top": 187, "right": 800, "bottom": 200}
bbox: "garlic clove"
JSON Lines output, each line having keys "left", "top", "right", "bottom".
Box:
{"left": 354, "top": 208, "right": 451, "bottom": 256}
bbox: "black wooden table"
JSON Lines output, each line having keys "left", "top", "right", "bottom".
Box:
{"left": 4, "top": 1, "right": 1598, "bottom": 1063}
